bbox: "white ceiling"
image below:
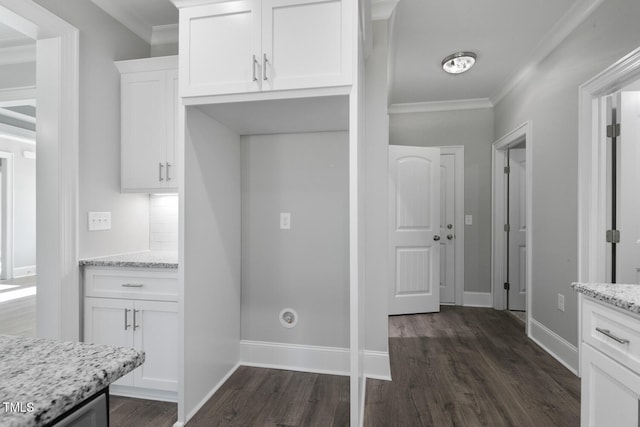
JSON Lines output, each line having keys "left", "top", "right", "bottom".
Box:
{"left": 0, "top": 21, "right": 34, "bottom": 49}
{"left": 93, "top": 0, "right": 598, "bottom": 107}
{"left": 388, "top": 0, "right": 580, "bottom": 106}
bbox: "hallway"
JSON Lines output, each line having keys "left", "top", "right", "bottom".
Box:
{"left": 365, "top": 306, "right": 580, "bottom": 426}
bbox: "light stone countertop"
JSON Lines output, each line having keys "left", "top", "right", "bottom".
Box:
{"left": 572, "top": 282, "right": 640, "bottom": 315}
{"left": 79, "top": 250, "right": 178, "bottom": 269}
{"left": 0, "top": 335, "right": 144, "bottom": 426}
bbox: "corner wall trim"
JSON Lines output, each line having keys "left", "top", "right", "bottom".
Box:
{"left": 389, "top": 98, "right": 493, "bottom": 114}
{"left": 240, "top": 340, "right": 391, "bottom": 380}
{"left": 463, "top": 291, "right": 493, "bottom": 307}
{"left": 529, "top": 318, "right": 578, "bottom": 375}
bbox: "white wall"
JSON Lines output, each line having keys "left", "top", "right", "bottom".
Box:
{"left": 241, "top": 131, "right": 349, "bottom": 348}
{"left": 493, "top": 0, "right": 640, "bottom": 349}
{"left": 364, "top": 20, "right": 391, "bottom": 353}
{"left": 149, "top": 194, "right": 178, "bottom": 251}
{"left": 34, "top": 0, "right": 152, "bottom": 259}
{"left": 0, "top": 62, "right": 35, "bottom": 90}
{"left": 182, "top": 106, "right": 241, "bottom": 423}
{"left": 389, "top": 108, "right": 494, "bottom": 293}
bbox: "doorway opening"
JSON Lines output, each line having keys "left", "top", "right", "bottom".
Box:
{"left": 492, "top": 122, "right": 533, "bottom": 332}
{"left": 578, "top": 47, "right": 640, "bottom": 289}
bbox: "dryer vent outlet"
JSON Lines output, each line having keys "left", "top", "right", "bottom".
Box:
{"left": 279, "top": 308, "right": 298, "bottom": 328}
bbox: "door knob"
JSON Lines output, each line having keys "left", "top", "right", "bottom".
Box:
{"left": 447, "top": 224, "right": 453, "bottom": 229}
{"left": 433, "top": 235, "right": 441, "bottom": 241}
{"left": 447, "top": 234, "right": 454, "bottom": 240}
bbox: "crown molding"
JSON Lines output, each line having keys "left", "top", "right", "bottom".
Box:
{"left": 151, "top": 23, "right": 178, "bottom": 46}
{"left": 90, "top": 0, "right": 152, "bottom": 43}
{"left": 372, "top": 0, "right": 400, "bottom": 20}
{"left": 0, "top": 44, "right": 35, "bottom": 65}
{"left": 491, "top": 0, "right": 604, "bottom": 105}
{"left": 388, "top": 98, "right": 493, "bottom": 114}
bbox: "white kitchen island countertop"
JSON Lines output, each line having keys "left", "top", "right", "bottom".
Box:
{"left": 0, "top": 335, "right": 144, "bottom": 426}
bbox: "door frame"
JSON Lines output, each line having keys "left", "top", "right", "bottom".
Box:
{"left": 577, "top": 46, "right": 640, "bottom": 375}
{"left": 0, "top": 1, "right": 80, "bottom": 340}
{"left": 0, "top": 150, "right": 13, "bottom": 280}
{"left": 437, "top": 145, "right": 465, "bottom": 306}
{"left": 491, "top": 122, "right": 533, "bottom": 330}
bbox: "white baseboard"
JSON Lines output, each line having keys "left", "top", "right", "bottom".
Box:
{"left": 529, "top": 318, "right": 578, "bottom": 375}
{"left": 240, "top": 340, "right": 391, "bottom": 380}
{"left": 463, "top": 291, "right": 493, "bottom": 307}
{"left": 240, "top": 340, "right": 350, "bottom": 376}
{"left": 364, "top": 350, "right": 392, "bottom": 381}
{"left": 109, "top": 385, "right": 177, "bottom": 402}
{"left": 185, "top": 363, "right": 241, "bottom": 423}
{"left": 13, "top": 265, "right": 36, "bottom": 278}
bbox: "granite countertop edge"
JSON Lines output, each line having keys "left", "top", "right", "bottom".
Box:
{"left": 0, "top": 335, "right": 144, "bottom": 427}
{"left": 79, "top": 251, "right": 178, "bottom": 269}
{"left": 572, "top": 282, "right": 640, "bottom": 315}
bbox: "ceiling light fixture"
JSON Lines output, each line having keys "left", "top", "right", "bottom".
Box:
{"left": 441, "top": 51, "right": 477, "bottom": 74}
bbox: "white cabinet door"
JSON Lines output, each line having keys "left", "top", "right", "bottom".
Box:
{"left": 581, "top": 344, "right": 640, "bottom": 427}
{"left": 132, "top": 300, "right": 179, "bottom": 392}
{"left": 262, "top": 0, "right": 351, "bottom": 91}
{"left": 84, "top": 297, "right": 134, "bottom": 386}
{"left": 121, "top": 70, "right": 168, "bottom": 191}
{"left": 179, "top": 0, "right": 261, "bottom": 97}
{"left": 164, "top": 69, "right": 179, "bottom": 186}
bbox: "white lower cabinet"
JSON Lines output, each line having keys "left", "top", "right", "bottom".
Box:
{"left": 580, "top": 296, "right": 640, "bottom": 426}
{"left": 83, "top": 268, "right": 178, "bottom": 400}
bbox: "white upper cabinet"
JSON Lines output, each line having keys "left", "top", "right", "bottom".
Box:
{"left": 116, "top": 56, "right": 178, "bottom": 193}
{"left": 176, "top": 0, "right": 352, "bottom": 97}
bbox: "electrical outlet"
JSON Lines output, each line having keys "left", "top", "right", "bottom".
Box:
{"left": 88, "top": 212, "right": 111, "bottom": 231}
{"left": 557, "top": 293, "right": 565, "bottom": 312}
{"left": 280, "top": 212, "right": 291, "bottom": 230}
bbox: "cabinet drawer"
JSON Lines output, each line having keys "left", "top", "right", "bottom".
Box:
{"left": 84, "top": 268, "right": 178, "bottom": 302}
{"left": 583, "top": 297, "right": 640, "bottom": 373}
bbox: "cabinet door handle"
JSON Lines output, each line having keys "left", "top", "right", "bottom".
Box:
{"left": 596, "top": 327, "right": 630, "bottom": 344}
{"left": 133, "top": 309, "right": 140, "bottom": 330}
{"left": 252, "top": 54, "right": 258, "bottom": 82}
{"left": 124, "top": 308, "right": 131, "bottom": 330}
{"left": 121, "top": 283, "right": 144, "bottom": 288}
{"left": 166, "top": 162, "right": 171, "bottom": 181}
{"left": 263, "top": 54, "right": 269, "bottom": 81}
{"left": 159, "top": 162, "right": 164, "bottom": 181}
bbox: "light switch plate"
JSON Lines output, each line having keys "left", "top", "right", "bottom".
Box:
{"left": 465, "top": 214, "right": 473, "bottom": 225}
{"left": 88, "top": 212, "right": 111, "bottom": 231}
{"left": 280, "top": 212, "right": 291, "bottom": 230}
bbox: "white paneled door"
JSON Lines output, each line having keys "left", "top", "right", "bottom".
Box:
{"left": 508, "top": 148, "right": 527, "bottom": 311}
{"left": 388, "top": 146, "right": 440, "bottom": 315}
{"left": 616, "top": 92, "right": 640, "bottom": 284}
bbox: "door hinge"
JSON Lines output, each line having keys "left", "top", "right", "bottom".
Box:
{"left": 504, "top": 224, "right": 510, "bottom": 232}
{"left": 504, "top": 282, "right": 510, "bottom": 290}
{"left": 504, "top": 166, "right": 510, "bottom": 174}
{"left": 606, "top": 229, "right": 621, "bottom": 243}
{"left": 607, "top": 123, "right": 621, "bottom": 138}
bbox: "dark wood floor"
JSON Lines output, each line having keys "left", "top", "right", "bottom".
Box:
{"left": 109, "top": 395, "right": 177, "bottom": 427}
{"left": 109, "top": 307, "right": 580, "bottom": 426}
{"left": 365, "top": 306, "right": 580, "bottom": 426}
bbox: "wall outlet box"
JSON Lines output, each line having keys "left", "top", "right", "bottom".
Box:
{"left": 280, "top": 212, "right": 291, "bottom": 230}
{"left": 557, "top": 293, "right": 565, "bottom": 312}
{"left": 88, "top": 211, "right": 111, "bottom": 231}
